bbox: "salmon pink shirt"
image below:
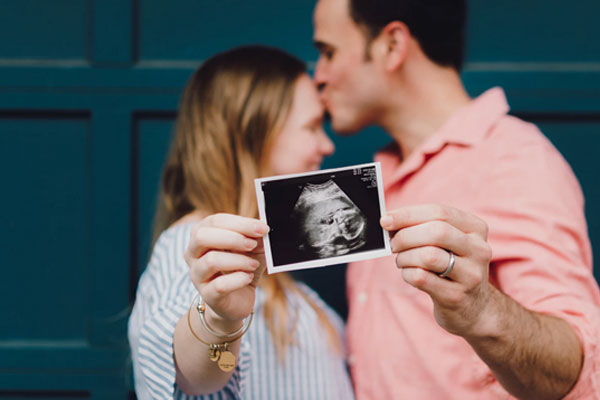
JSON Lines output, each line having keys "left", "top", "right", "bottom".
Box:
{"left": 346, "top": 88, "right": 600, "bottom": 399}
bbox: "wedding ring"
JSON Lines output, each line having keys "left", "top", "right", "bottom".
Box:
{"left": 439, "top": 250, "right": 455, "bottom": 278}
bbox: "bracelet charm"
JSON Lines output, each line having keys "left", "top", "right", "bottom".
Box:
{"left": 208, "top": 344, "right": 220, "bottom": 362}
{"left": 217, "top": 345, "right": 236, "bottom": 372}
{"left": 187, "top": 293, "right": 252, "bottom": 372}
{"left": 206, "top": 342, "right": 236, "bottom": 371}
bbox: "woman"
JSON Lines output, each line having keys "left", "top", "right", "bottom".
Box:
{"left": 128, "top": 45, "right": 354, "bottom": 399}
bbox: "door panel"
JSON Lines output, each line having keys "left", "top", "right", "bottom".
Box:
{"left": 1, "top": 1, "right": 598, "bottom": 397}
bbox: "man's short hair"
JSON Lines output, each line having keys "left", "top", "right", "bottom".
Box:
{"left": 348, "top": 0, "right": 467, "bottom": 71}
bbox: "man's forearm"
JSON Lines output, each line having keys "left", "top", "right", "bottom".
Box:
{"left": 465, "top": 284, "right": 583, "bottom": 400}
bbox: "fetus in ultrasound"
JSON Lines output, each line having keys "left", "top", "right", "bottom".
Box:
{"left": 292, "top": 180, "right": 367, "bottom": 258}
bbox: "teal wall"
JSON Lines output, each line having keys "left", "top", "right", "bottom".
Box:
{"left": 1, "top": 1, "right": 599, "bottom": 398}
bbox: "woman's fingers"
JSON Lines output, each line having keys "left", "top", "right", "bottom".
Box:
{"left": 191, "top": 250, "right": 261, "bottom": 283}
{"left": 181, "top": 214, "right": 270, "bottom": 322}
{"left": 201, "top": 271, "right": 255, "bottom": 304}
{"left": 185, "top": 226, "right": 258, "bottom": 260}
{"left": 186, "top": 214, "right": 269, "bottom": 260}
{"left": 200, "top": 213, "right": 269, "bottom": 238}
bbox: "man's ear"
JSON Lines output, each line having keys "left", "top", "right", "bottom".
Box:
{"left": 378, "top": 21, "right": 410, "bottom": 71}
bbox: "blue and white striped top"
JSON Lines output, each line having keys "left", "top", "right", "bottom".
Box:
{"left": 128, "top": 222, "right": 355, "bottom": 399}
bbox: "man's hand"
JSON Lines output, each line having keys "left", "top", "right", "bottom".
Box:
{"left": 381, "top": 203, "right": 493, "bottom": 336}
{"left": 381, "top": 203, "right": 583, "bottom": 399}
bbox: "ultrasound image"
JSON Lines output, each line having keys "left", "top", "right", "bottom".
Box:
{"left": 292, "top": 180, "right": 367, "bottom": 258}
{"left": 259, "top": 164, "right": 387, "bottom": 268}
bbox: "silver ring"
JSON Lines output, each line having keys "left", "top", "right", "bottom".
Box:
{"left": 439, "top": 250, "right": 455, "bottom": 278}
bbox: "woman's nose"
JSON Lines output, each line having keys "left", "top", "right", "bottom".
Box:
{"left": 319, "top": 130, "right": 335, "bottom": 155}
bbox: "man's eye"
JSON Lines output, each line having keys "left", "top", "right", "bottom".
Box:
{"left": 319, "top": 48, "right": 334, "bottom": 60}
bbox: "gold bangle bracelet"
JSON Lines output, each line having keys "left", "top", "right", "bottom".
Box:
{"left": 197, "top": 298, "right": 253, "bottom": 340}
{"left": 186, "top": 293, "right": 253, "bottom": 372}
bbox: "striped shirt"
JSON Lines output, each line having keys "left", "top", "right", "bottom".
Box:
{"left": 128, "top": 222, "right": 355, "bottom": 399}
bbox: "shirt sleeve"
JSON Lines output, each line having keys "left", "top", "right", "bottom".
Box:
{"left": 476, "top": 133, "right": 600, "bottom": 398}
{"left": 128, "top": 225, "right": 252, "bottom": 399}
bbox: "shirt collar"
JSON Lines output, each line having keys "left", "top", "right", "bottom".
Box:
{"left": 432, "top": 86, "right": 510, "bottom": 148}
{"left": 375, "top": 87, "right": 510, "bottom": 189}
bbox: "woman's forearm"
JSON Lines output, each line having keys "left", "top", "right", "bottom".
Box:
{"left": 173, "top": 309, "right": 243, "bottom": 395}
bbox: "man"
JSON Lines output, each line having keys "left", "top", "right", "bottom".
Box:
{"left": 312, "top": 0, "right": 600, "bottom": 398}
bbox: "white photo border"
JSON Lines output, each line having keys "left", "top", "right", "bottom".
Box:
{"left": 255, "top": 162, "right": 391, "bottom": 274}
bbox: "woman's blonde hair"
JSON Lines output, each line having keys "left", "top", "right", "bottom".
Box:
{"left": 153, "top": 45, "right": 340, "bottom": 358}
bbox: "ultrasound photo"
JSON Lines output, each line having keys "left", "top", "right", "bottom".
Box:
{"left": 293, "top": 179, "right": 367, "bottom": 257}
{"left": 255, "top": 163, "right": 391, "bottom": 274}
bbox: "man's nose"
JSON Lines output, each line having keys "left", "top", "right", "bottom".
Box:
{"left": 314, "top": 58, "right": 327, "bottom": 90}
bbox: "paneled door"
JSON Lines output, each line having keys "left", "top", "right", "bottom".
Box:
{"left": 1, "top": 1, "right": 598, "bottom": 397}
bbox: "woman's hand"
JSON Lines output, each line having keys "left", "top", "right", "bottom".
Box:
{"left": 184, "top": 213, "right": 269, "bottom": 330}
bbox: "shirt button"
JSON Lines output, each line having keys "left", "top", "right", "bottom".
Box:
{"left": 357, "top": 292, "right": 368, "bottom": 304}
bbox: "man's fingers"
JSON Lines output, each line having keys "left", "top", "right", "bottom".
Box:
{"left": 381, "top": 204, "right": 488, "bottom": 238}
{"left": 395, "top": 247, "right": 486, "bottom": 288}
{"left": 400, "top": 266, "right": 465, "bottom": 307}
{"left": 395, "top": 246, "right": 457, "bottom": 276}
{"left": 401, "top": 266, "right": 452, "bottom": 294}
{"left": 390, "top": 220, "right": 470, "bottom": 256}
